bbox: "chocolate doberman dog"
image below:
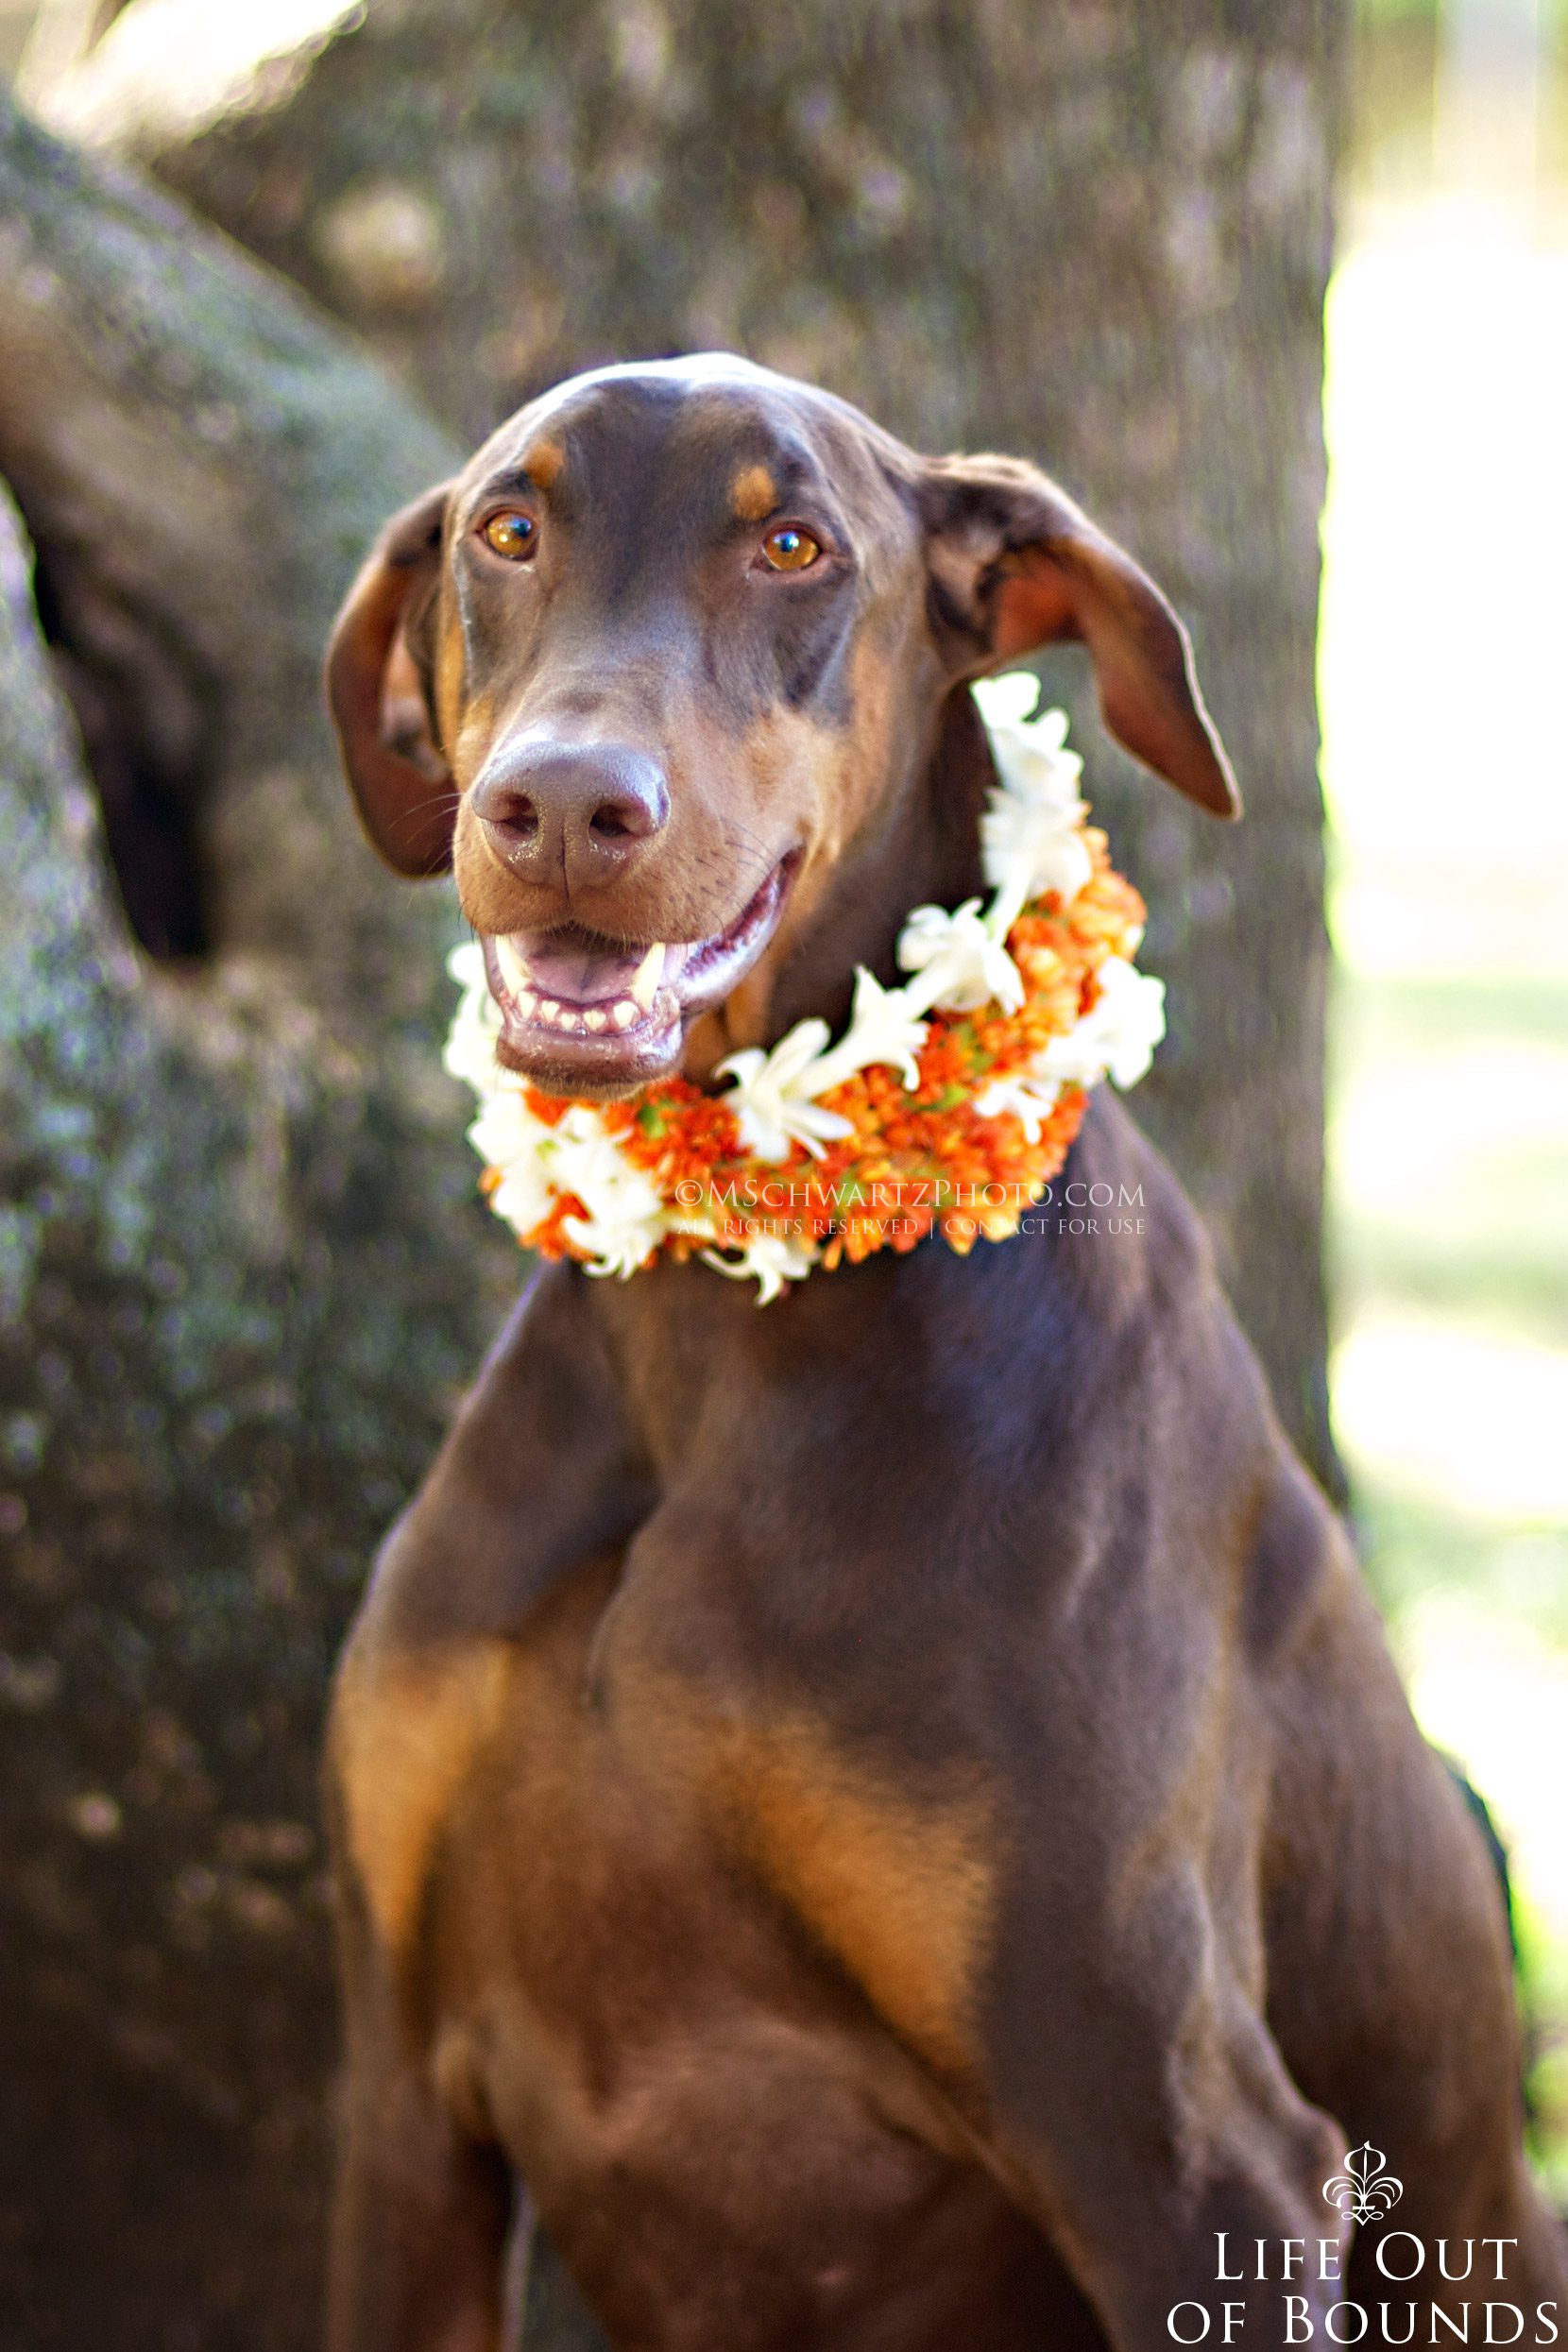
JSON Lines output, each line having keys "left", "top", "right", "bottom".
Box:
{"left": 323, "top": 356, "right": 1564, "bottom": 2351}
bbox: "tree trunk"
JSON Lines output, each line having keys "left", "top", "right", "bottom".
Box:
{"left": 0, "top": 94, "right": 516, "bottom": 2352}
{"left": 32, "top": 0, "right": 1348, "bottom": 1491}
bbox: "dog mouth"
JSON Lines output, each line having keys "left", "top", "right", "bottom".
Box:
{"left": 480, "top": 857, "right": 796, "bottom": 1093}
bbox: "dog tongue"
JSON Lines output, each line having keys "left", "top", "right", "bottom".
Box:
{"left": 506, "top": 931, "right": 675, "bottom": 1007}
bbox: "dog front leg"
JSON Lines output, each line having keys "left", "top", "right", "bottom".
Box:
{"left": 980, "top": 1913, "right": 1350, "bottom": 2352}
{"left": 327, "top": 2004, "right": 514, "bottom": 2352}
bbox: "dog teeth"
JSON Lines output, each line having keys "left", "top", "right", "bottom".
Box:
{"left": 496, "top": 935, "right": 533, "bottom": 996}
{"left": 495, "top": 935, "right": 661, "bottom": 1041}
{"left": 518, "top": 992, "right": 632, "bottom": 1035}
{"left": 628, "top": 943, "right": 666, "bottom": 1013}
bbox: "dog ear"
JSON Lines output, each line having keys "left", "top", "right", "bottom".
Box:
{"left": 920, "top": 454, "right": 1239, "bottom": 817}
{"left": 324, "top": 482, "right": 457, "bottom": 876}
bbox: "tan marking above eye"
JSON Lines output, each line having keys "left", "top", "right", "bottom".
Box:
{"left": 760, "top": 525, "right": 821, "bottom": 572}
{"left": 731, "top": 463, "right": 778, "bottom": 522}
{"left": 481, "top": 509, "right": 537, "bottom": 560}
{"left": 521, "top": 439, "right": 565, "bottom": 491}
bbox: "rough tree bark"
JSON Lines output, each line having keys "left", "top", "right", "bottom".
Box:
{"left": 0, "top": 94, "right": 516, "bottom": 2352}
{"left": 31, "top": 0, "right": 1348, "bottom": 1485}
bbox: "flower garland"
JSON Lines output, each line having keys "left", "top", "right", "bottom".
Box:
{"left": 443, "top": 674, "right": 1166, "bottom": 1301}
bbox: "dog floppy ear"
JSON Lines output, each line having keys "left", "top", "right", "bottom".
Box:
{"left": 324, "top": 482, "right": 457, "bottom": 876}
{"left": 920, "top": 453, "right": 1238, "bottom": 817}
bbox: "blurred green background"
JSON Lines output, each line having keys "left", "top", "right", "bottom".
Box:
{"left": 1325, "top": 0, "right": 1568, "bottom": 2189}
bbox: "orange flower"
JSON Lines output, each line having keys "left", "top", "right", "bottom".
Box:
{"left": 491, "top": 853, "right": 1148, "bottom": 1281}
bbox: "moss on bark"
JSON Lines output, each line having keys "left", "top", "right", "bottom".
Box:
{"left": 0, "top": 94, "right": 512, "bottom": 2351}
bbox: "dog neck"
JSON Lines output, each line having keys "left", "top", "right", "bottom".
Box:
{"left": 579, "top": 1086, "right": 1155, "bottom": 1491}
{"left": 680, "top": 686, "right": 993, "bottom": 1080}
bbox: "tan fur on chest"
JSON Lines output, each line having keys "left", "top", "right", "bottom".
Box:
{"left": 701, "top": 1713, "right": 997, "bottom": 2078}
{"left": 332, "top": 1635, "right": 514, "bottom": 1958}
{"left": 332, "top": 1602, "right": 995, "bottom": 2097}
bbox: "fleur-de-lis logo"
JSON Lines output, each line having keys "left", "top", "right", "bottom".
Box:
{"left": 1323, "top": 2143, "right": 1404, "bottom": 2225}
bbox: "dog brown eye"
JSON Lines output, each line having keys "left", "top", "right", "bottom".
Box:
{"left": 482, "top": 510, "right": 537, "bottom": 560}
{"left": 761, "top": 526, "right": 820, "bottom": 571}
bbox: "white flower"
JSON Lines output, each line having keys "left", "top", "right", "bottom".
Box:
{"left": 972, "top": 675, "right": 1084, "bottom": 810}
{"left": 810, "top": 967, "right": 929, "bottom": 1092}
{"left": 562, "top": 1196, "right": 669, "bottom": 1280}
{"left": 896, "top": 899, "right": 1024, "bottom": 1014}
{"left": 447, "top": 940, "right": 487, "bottom": 994}
{"left": 701, "top": 1230, "right": 820, "bottom": 1304}
{"left": 980, "top": 792, "right": 1093, "bottom": 909}
{"left": 715, "top": 1020, "right": 855, "bottom": 1162}
{"left": 488, "top": 1159, "right": 558, "bottom": 1239}
{"left": 973, "top": 1070, "right": 1063, "bottom": 1143}
{"left": 545, "top": 1106, "right": 670, "bottom": 1276}
{"left": 994, "top": 721, "right": 1083, "bottom": 811}
{"left": 443, "top": 940, "right": 502, "bottom": 1089}
{"left": 468, "top": 1087, "right": 557, "bottom": 1236}
{"left": 467, "top": 1084, "right": 547, "bottom": 1167}
{"left": 549, "top": 1106, "right": 640, "bottom": 1215}
{"left": 970, "top": 672, "right": 1045, "bottom": 730}
{"left": 1033, "top": 958, "right": 1167, "bottom": 1090}
{"left": 971, "top": 673, "right": 1091, "bottom": 921}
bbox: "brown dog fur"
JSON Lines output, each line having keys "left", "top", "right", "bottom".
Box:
{"left": 321, "top": 357, "right": 1564, "bottom": 2351}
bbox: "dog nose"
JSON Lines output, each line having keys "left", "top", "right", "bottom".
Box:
{"left": 469, "top": 740, "right": 669, "bottom": 890}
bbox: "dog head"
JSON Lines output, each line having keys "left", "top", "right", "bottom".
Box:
{"left": 327, "top": 355, "right": 1235, "bottom": 1099}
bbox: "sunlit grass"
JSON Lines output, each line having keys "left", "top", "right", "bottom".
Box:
{"left": 1322, "top": 194, "right": 1568, "bottom": 2183}
{"left": 1396, "top": 1594, "right": 1568, "bottom": 2196}
{"left": 1332, "top": 980, "right": 1568, "bottom": 1349}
